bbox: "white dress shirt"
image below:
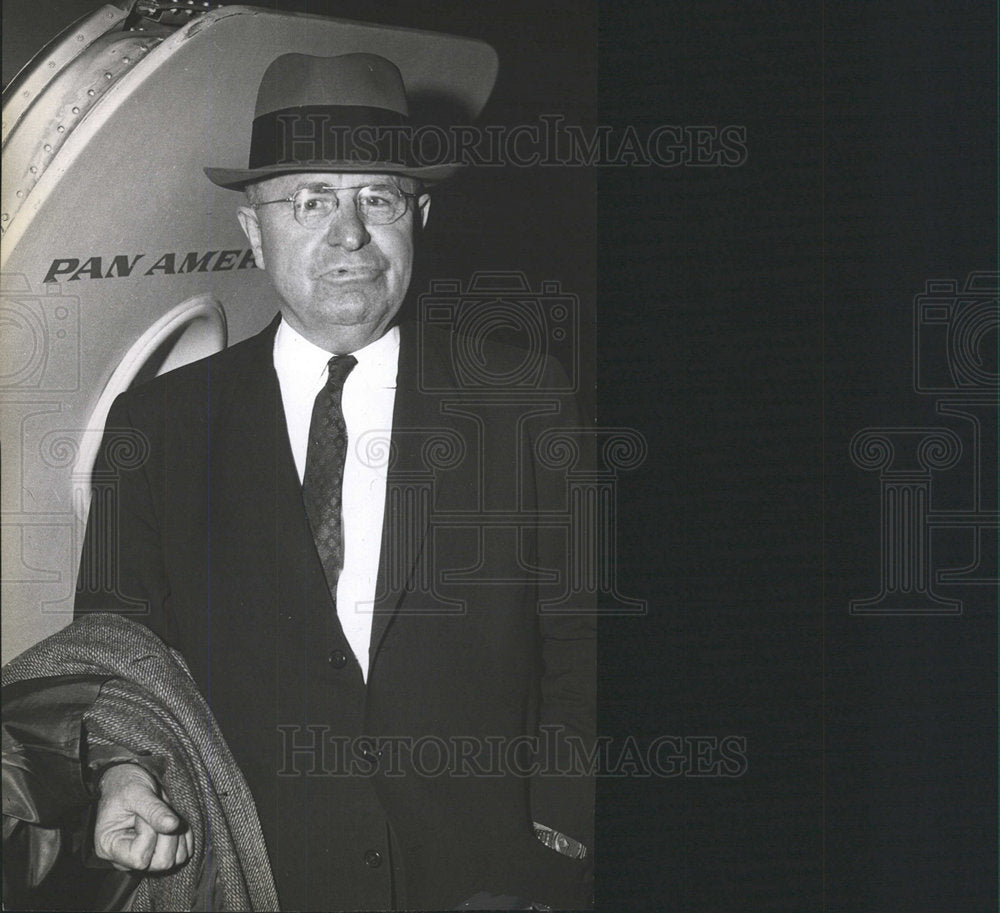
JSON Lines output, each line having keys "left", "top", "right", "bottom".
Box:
{"left": 273, "top": 318, "right": 398, "bottom": 681}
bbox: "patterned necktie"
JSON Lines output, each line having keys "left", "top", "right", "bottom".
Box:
{"left": 302, "top": 354, "right": 357, "bottom": 600}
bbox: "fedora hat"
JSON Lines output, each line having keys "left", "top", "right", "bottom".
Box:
{"left": 205, "top": 45, "right": 496, "bottom": 189}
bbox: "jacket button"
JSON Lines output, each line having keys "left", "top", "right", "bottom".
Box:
{"left": 363, "top": 849, "right": 383, "bottom": 868}
{"left": 328, "top": 649, "right": 347, "bottom": 669}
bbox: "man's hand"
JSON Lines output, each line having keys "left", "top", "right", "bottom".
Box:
{"left": 94, "top": 762, "right": 193, "bottom": 872}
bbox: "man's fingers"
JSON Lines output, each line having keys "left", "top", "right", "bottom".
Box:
{"left": 149, "top": 832, "right": 179, "bottom": 872}
{"left": 109, "top": 816, "right": 157, "bottom": 869}
{"left": 105, "top": 821, "right": 190, "bottom": 872}
{"left": 174, "top": 831, "right": 191, "bottom": 868}
{"left": 132, "top": 789, "right": 181, "bottom": 834}
{"left": 93, "top": 764, "right": 191, "bottom": 872}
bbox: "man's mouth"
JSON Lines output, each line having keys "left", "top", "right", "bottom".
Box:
{"left": 317, "top": 265, "right": 382, "bottom": 281}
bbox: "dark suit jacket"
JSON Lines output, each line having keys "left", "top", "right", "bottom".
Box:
{"left": 75, "top": 316, "right": 595, "bottom": 911}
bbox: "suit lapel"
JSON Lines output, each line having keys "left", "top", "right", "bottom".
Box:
{"left": 209, "top": 315, "right": 333, "bottom": 624}
{"left": 209, "top": 315, "right": 285, "bottom": 591}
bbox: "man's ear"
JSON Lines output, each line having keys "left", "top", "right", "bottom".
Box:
{"left": 417, "top": 193, "right": 431, "bottom": 229}
{"left": 237, "top": 206, "right": 266, "bottom": 270}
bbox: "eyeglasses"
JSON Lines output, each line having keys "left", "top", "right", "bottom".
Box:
{"left": 252, "top": 182, "right": 419, "bottom": 228}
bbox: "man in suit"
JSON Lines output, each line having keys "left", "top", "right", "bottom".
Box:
{"left": 76, "top": 45, "right": 595, "bottom": 911}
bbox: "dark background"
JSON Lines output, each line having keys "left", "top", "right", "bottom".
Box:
{"left": 3, "top": 2, "right": 997, "bottom": 910}
{"left": 598, "top": 3, "right": 996, "bottom": 911}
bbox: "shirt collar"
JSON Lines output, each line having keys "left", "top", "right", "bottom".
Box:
{"left": 273, "top": 317, "right": 399, "bottom": 389}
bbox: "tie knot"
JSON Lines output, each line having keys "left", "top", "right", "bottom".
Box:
{"left": 325, "top": 354, "right": 357, "bottom": 392}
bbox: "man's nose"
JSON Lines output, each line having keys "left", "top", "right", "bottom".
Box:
{"left": 324, "top": 200, "right": 370, "bottom": 250}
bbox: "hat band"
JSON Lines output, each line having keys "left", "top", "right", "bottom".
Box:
{"left": 249, "top": 105, "right": 412, "bottom": 170}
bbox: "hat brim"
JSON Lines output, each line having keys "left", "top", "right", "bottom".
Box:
{"left": 204, "top": 160, "right": 461, "bottom": 190}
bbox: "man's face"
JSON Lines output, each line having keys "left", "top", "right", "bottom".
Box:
{"left": 238, "top": 172, "right": 430, "bottom": 352}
